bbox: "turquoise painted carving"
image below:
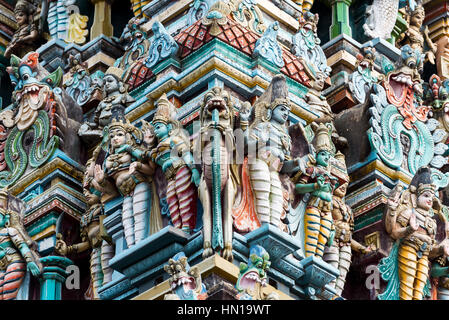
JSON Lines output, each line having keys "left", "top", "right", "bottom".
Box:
{"left": 0, "top": 111, "right": 59, "bottom": 187}
{"left": 145, "top": 21, "right": 179, "bottom": 69}
{"left": 367, "top": 46, "right": 448, "bottom": 180}
{"left": 211, "top": 109, "right": 223, "bottom": 251}
{"left": 253, "top": 21, "right": 284, "bottom": 68}
{"left": 230, "top": 0, "right": 266, "bottom": 34}
{"left": 63, "top": 54, "right": 93, "bottom": 106}
{"left": 187, "top": 0, "right": 217, "bottom": 26}
{"left": 377, "top": 240, "right": 400, "bottom": 300}
{"left": 163, "top": 252, "right": 207, "bottom": 300}
{"left": 292, "top": 12, "right": 331, "bottom": 78}
{"left": 116, "top": 18, "right": 151, "bottom": 71}
{"left": 236, "top": 245, "right": 278, "bottom": 300}
{"left": 348, "top": 47, "right": 378, "bottom": 104}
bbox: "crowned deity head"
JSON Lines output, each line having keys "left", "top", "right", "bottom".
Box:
{"left": 313, "top": 123, "right": 333, "bottom": 167}
{"left": 103, "top": 67, "right": 126, "bottom": 96}
{"left": 152, "top": 94, "right": 179, "bottom": 141}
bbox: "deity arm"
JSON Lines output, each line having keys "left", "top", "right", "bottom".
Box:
{"left": 351, "top": 239, "right": 371, "bottom": 254}
{"left": 430, "top": 239, "right": 449, "bottom": 260}
{"left": 20, "top": 28, "right": 39, "bottom": 43}
{"left": 431, "top": 262, "right": 449, "bottom": 278}
{"left": 281, "top": 158, "right": 300, "bottom": 174}
{"left": 389, "top": 209, "right": 416, "bottom": 240}
{"left": 66, "top": 240, "right": 91, "bottom": 255}
{"left": 8, "top": 227, "right": 38, "bottom": 268}
{"left": 295, "top": 182, "right": 318, "bottom": 194}
{"left": 424, "top": 26, "right": 437, "bottom": 53}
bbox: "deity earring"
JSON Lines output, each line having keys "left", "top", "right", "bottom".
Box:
{"left": 4, "top": 214, "right": 10, "bottom": 227}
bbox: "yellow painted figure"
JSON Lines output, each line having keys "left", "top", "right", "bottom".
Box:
{"left": 293, "top": 123, "right": 337, "bottom": 258}
{"left": 293, "top": 0, "right": 314, "bottom": 13}
{"left": 385, "top": 167, "right": 449, "bottom": 300}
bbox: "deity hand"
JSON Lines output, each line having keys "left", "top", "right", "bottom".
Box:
{"left": 129, "top": 161, "right": 141, "bottom": 175}
{"left": 27, "top": 261, "right": 41, "bottom": 277}
{"left": 115, "top": 144, "right": 132, "bottom": 154}
{"left": 239, "top": 102, "right": 252, "bottom": 122}
{"left": 362, "top": 244, "right": 376, "bottom": 254}
{"left": 316, "top": 175, "right": 327, "bottom": 191}
{"left": 94, "top": 164, "right": 105, "bottom": 184}
{"left": 409, "top": 214, "right": 419, "bottom": 232}
{"left": 191, "top": 168, "right": 201, "bottom": 187}
{"left": 144, "top": 128, "right": 155, "bottom": 146}
{"left": 162, "top": 159, "right": 173, "bottom": 172}
{"left": 55, "top": 234, "right": 68, "bottom": 256}
{"left": 387, "top": 185, "right": 403, "bottom": 211}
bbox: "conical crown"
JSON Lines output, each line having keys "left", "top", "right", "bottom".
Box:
{"left": 313, "top": 123, "right": 332, "bottom": 153}
{"left": 153, "top": 93, "right": 177, "bottom": 124}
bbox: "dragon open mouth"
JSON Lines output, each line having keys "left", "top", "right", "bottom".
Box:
{"left": 206, "top": 99, "right": 228, "bottom": 117}
{"left": 239, "top": 271, "right": 267, "bottom": 291}
{"left": 388, "top": 73, "right": 421, "bottom": 101}
{"left": 15, "top": 84, "right": 49, "bottom": 111}
{"left": 171, "top": 276, "right": 197, "bottom": 292}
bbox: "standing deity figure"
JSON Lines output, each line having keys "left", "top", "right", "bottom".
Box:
{"left": 78, "top": 67, "right": 135, "bottom": 142}
{"left": 293, "top": 123, "right": 338, "bottom": 259}
{"left": 4, "top": 0, "right": 40, "bottom": 59}
{"left": 94, "top": 120, "right": 162, "bottom": 248}
{"left": 305, "top": 72, "right": 333, "bottom": 120}
{"left": 0, "top": 188, "right": 42, "bottom": 300}
{"left": 195, "top": 87, "right": 236, "bottom": 261}
{"left": 323, "top": 152, "right": 373, "bottom": 296}
{"left": 379, "top": 167, "right": 449, "bottom": 300}
{"left": 55, "top": 155, "right": 114, "bottom": 299}
{"left": 149, "top": 94, "right": 200, "bottom": 234}
{"left": 241, "top": 75, "right": 296, "bottom": 229}
{"left": 397, "top": 4, "right": 437, "bottom": 64}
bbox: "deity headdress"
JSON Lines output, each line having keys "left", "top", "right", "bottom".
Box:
{"left": 105, "top": 66, "right": 125, "bottom": 82}
{"left": 313, "top": 123, "right": 333, "bottom": 154}
{"left": 152, "top": 93, "right": 178, "bottom": 125}
{"left": 252, "top": 75, "right": 291, "bottom": 125}
{"left": 409, "top": 166, "right": 437, "bottom": 196}
{"left": 14, "top": 0, "right": 34, "bottom": 15}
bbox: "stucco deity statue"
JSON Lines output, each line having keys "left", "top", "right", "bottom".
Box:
{"left": 379, "top": 167, "right": 449, "bottom": 300}
{"left": 196, "top": 87, "right": 236, "bottom": 261}
{"left": 94, "top": 120, "right": 162, "bottom": 248}
{"left": 0, "top": 188, "right": 42, "bottom": 300}
{"left": 79, "top": 67, "right": 135, "bottom": 142}
{"left": 292, "top": 123, "right": 338, "bottom": 258}
{"left": 240, "top": 75, "right": 297, "bottom": 229}
{"left": 305, "top": 71, "right": 333, "bottom": 119}
{"left": 397, "top": 4, "right": 437, "bottom": 64}
{"left": 55, "top": 154, "right": 114, "bottom": 299}
{"left": 149, "top": 94, "right": 200, "bottom": 234}
{"left": 323, "top": 152, "right": 374, "bottom": 296}
{"left": 4, "top": 0, "right": 40, "bottom": 59}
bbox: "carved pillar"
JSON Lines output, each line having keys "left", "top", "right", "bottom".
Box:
{"left": 39, "top": 256, "right": 73, "bottom": 300}
{"left": 330, "top": 0, "right": 352, "bottom": 39}
{"left": 90, "top": 0, "right": 114, "bottom": 40}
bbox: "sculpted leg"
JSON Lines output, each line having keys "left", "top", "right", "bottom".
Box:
{"left": 90, "top": 247, "right": 102, "bottom": 297}
{"left": 122, "top": 196, "right": 135, "bottom": 248}
{"left": 199, "top": 178, "right": 213, "bottom": 259}
{"left": 175, "top": 167, "right": 197, "bottom": 233}
{"left": 101, "top": 241, "right": 114, "bottom": 285}
{"left": 323, "top": 241, "right": 339, "bottom": 288}
{"left": 3, "top": 262, "right": 26, "bottom": 300}
{"left": 269, "top": 171, "right": 284, "bottom": 227}
{"left": 222, "top": 177, "right": 235, "bottom": 262}
{"left": 335, "top": 244, "right": 352, "bottom": 296}
{"left": 167, "top": 180, "right": 182, "bottom": 229}
{"left": 132, "top": 182, "right": 150, "bottom": 243}
{"left": 304, "top": 207, "right": 321, "bottom": 257}
{"left": 413, "top": 255, "right": 429, "bottom": 300}
{"left": 398, "top": 243, "right": 417, "bottom": 300}
{"left": 249, "top": 159, "right": 271, "bottom": 224}
{"left": 316, "top": 212, "right": 332, "bottom": 258}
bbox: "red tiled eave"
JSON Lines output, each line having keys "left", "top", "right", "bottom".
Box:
{"left": 174, "top": 17, "right": 311, "bottom": 88}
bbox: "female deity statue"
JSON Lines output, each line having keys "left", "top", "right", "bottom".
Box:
{"left": 94, "top": 119, "right": 162, "bottom": 248}
{"left": 240, "top": 75, "right": 297, "bottom": 229}
{"left": 292, "top": 123, "right": 338, "bottom": 258}
{"left": 397, "top": 4, "right": 437, "bottom": 64}
{"left": 379, "top": 167, "right": 449, "bottom": 300}
{"left": 79, "top": 67, "right": 135, "bottom": 141}
{"left": 4, "top": 0, "right": 40, "bottom": 59}
{"left": 0, "top": 188, "right": 41, "bottom": 300}
{"left": 148, "top": 94, "right": 200, "bottom": 234}
{"left": 323, "top": 152, "right": 373, "bottom": 295}
{"left": 55, "top": 154, "right": 114, "bottom": 299}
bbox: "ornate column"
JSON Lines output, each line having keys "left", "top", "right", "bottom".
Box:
{"left": 90, "top": 0, "right": 114, "bottom": 40}
{"left": 39, "top": 256, "right": 73, "bottom": 300}
{"left": 330, "top": 0, "right": 352, "bottom": 39}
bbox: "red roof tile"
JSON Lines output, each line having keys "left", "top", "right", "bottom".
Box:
{"left": 174, "top": 16, "right": 311, "bottom": 87}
